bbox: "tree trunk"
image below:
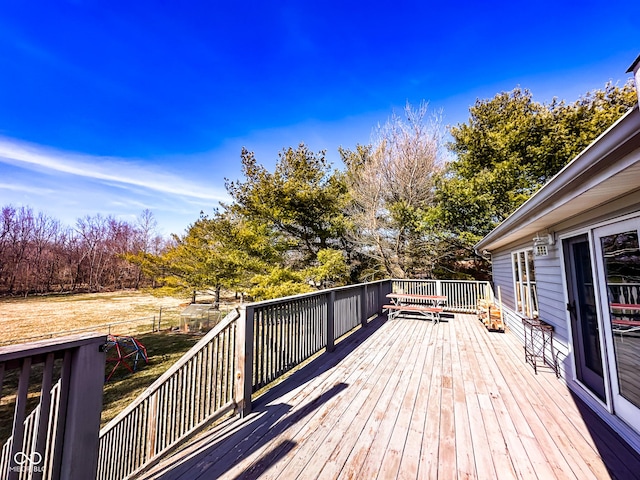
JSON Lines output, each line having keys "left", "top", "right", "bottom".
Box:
{"left": 214, "top": 286, "right": 221, "bottom": 310}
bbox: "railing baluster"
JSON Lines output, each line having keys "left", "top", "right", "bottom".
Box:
{"left": 212, "top": 337, "right": 220, "bottom": 411}
{"left": 203, "top": 341, "right": 211, "bottom": 418}
{"left": 8, "top": 357, "right": 31, "bottom": 480}
{"left": 31, "top": 352, "right": 53, "bottom": 480}
{"left": 0, "top": 363, "right": 5, "bottom": 401}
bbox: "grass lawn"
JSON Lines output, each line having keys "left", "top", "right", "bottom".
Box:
{"left": 101, "top": 331, "right": 202, "bottom": 427}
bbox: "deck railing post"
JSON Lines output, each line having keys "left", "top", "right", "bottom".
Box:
{"left": 380, "top": 280, "right": 393, "bottom": 313}
{"left": 236, "top": 305, "right": 254, "bottom": 417}
{"left": 59, "top": 339, "right": 106, "bottom": 480}
{"left": 359, "top": 285, "right": 368, "bottom": 327}
{"left": 327, "top": 291, "right": 335, "bottom": 353}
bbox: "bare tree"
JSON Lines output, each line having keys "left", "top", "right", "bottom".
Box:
{"left": 0, "top": 204, "right": 168, "bottom": 295}
{"left": 4, "top": 206, "right": 35, "bottom": 294}
{"left": 0, "top": 206, "right": 16, "bottom": 291}
{"left": 75, "top": 214, "right": 111, "bottom": 291}
{"left": 136, "top": 209, "right": 158, "bottom": 253}
{"left": 343, "top": 101, "right": 444, "bottom": 278}
{"left": 28, "top": 211, "right": 61, "bottom": 294}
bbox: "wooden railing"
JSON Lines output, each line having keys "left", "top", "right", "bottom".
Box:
{"left": 242, "top": 281, "right": 389, "bottom": 399}
{"left": 0, "top": 333, "right": 106, "bottom": 480}
{"left": 392, "top": 279, "right": 492, "bottom": 312}
{"left": 96, "top": 281, "right": 390, "bottom": 479}
{"left": 97, "top": 309, "right": 240, "bottom": 480}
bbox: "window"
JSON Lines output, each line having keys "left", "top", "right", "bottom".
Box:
{"left": 512, "top": 249, "right": 538, "bottom": 318}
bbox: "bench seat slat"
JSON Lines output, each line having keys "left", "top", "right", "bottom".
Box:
{"left": 382, "top": 304, "right": 444, "bottom": 324}
{"left": 382, "top": 304, "right": 443, "bottom": 313}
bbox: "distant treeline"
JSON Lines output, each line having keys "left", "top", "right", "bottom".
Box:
{"left": 0, "top": 206, "right": 166, "bottom": 296}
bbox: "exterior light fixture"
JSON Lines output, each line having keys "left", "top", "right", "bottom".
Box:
{"left": 533, "top": 232, "right": 555, "bottom": 256}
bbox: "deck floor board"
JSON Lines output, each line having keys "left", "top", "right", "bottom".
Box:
{"left": 141, "top": 314, "right": 640, "bottom": 480}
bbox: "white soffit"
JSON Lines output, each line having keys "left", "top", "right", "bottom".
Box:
{"left": 493, "top": 162, "right": 640, "bottom": 250}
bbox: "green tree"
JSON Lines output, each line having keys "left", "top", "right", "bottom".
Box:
{"left": 433, "top": 80, "right": 637, "bottom": 277}
{"left": 247, "top": 266, "right": 313, "bottom": 301}
{"left": 225, "top": 143, "right": 349, "bottom": 267}
{"left": 157, "top": 210, "right": 279, "bottom": 303}
{"left": 306, "top": 248, "right": 349, "bottom": 288}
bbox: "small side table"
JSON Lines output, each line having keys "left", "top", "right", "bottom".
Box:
{"left": 522, "top": 317, "right": 559, "bottom": 377}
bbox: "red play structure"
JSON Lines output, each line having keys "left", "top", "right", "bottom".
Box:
{"left": 103, "top": 334, "right": 148, "bottom": 382}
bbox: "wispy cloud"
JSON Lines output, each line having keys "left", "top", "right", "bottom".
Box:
{"left": 0, "top": 136, "right": 228, "bottom": 202}
{"left": 0, "top": 182, "right": 57, "bottom": 196}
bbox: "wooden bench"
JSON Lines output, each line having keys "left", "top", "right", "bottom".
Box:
{"left": 382, "top": 304, "right": 443, "bottom": 323}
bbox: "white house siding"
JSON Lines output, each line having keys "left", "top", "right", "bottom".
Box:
{"left": 534, "top": 249, "right": 568, "bottom": 341}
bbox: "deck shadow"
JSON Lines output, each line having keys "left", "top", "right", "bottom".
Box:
{"left": 144, "top": 315, "right": 389, "bottom": 479}
{"left": 568, "top": 388, "right": 640, "bottom": 479}
{"left": 147, "top": 382, "right": 348, "bottom": 479}
{"left": 253, "top": 313, "right": 388, "bottom": 406}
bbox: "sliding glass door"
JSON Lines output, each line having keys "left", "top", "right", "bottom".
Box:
{"left": 595, "top": 217, "right": 640, "bottom": 433}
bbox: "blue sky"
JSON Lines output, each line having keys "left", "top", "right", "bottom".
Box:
{"left": 1, "top": 1, "right": 638, "bottom": 236}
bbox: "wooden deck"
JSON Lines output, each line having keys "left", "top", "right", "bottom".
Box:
{"left": 140, "top": 313, "right": 640, "bottom": 480}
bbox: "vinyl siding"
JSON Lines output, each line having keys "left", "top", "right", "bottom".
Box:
{"left": 534, "top": 249, "right": 569, "bottom": 343}
{"left": 490, "top": 238, "right": 570, "bottom": 377}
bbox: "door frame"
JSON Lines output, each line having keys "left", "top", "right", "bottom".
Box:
{"left": 560, "top": 228, "right": 611, "bottom": 409}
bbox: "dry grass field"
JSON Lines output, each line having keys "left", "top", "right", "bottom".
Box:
{"left": 0, "top": 290, "right": 195, "bottom": 345}
{"left": 0, "top": 290, "right": 240, "bottom": 439}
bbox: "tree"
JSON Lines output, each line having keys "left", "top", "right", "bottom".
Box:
{"left": 225, "top": 143, "right": 349, "bottom": 267}
{"left": 28, "top": 211, "right": 63, "bottom": 293}
{"left": 156, "top": 210, "right": 281, "bottom": 303}
{"left": 135, "top": 209, "right": 159, "bottom": 253}
{"left": 75, "top": 214, "right": 111, "bottom": 291}
{"left": 247, "top": 267, "right": 313, "bottom": 301}
{"left": 433, "top": 80, "right": 637, "bottom": 277}
{"left": 124, "top": 210, "right": 166, "bottom": 288}
{"left": 306, "top": 248, "right": 349, "bottom": 288}
{"left": 341, "top": 102, "right": 444, "bottom": 279}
